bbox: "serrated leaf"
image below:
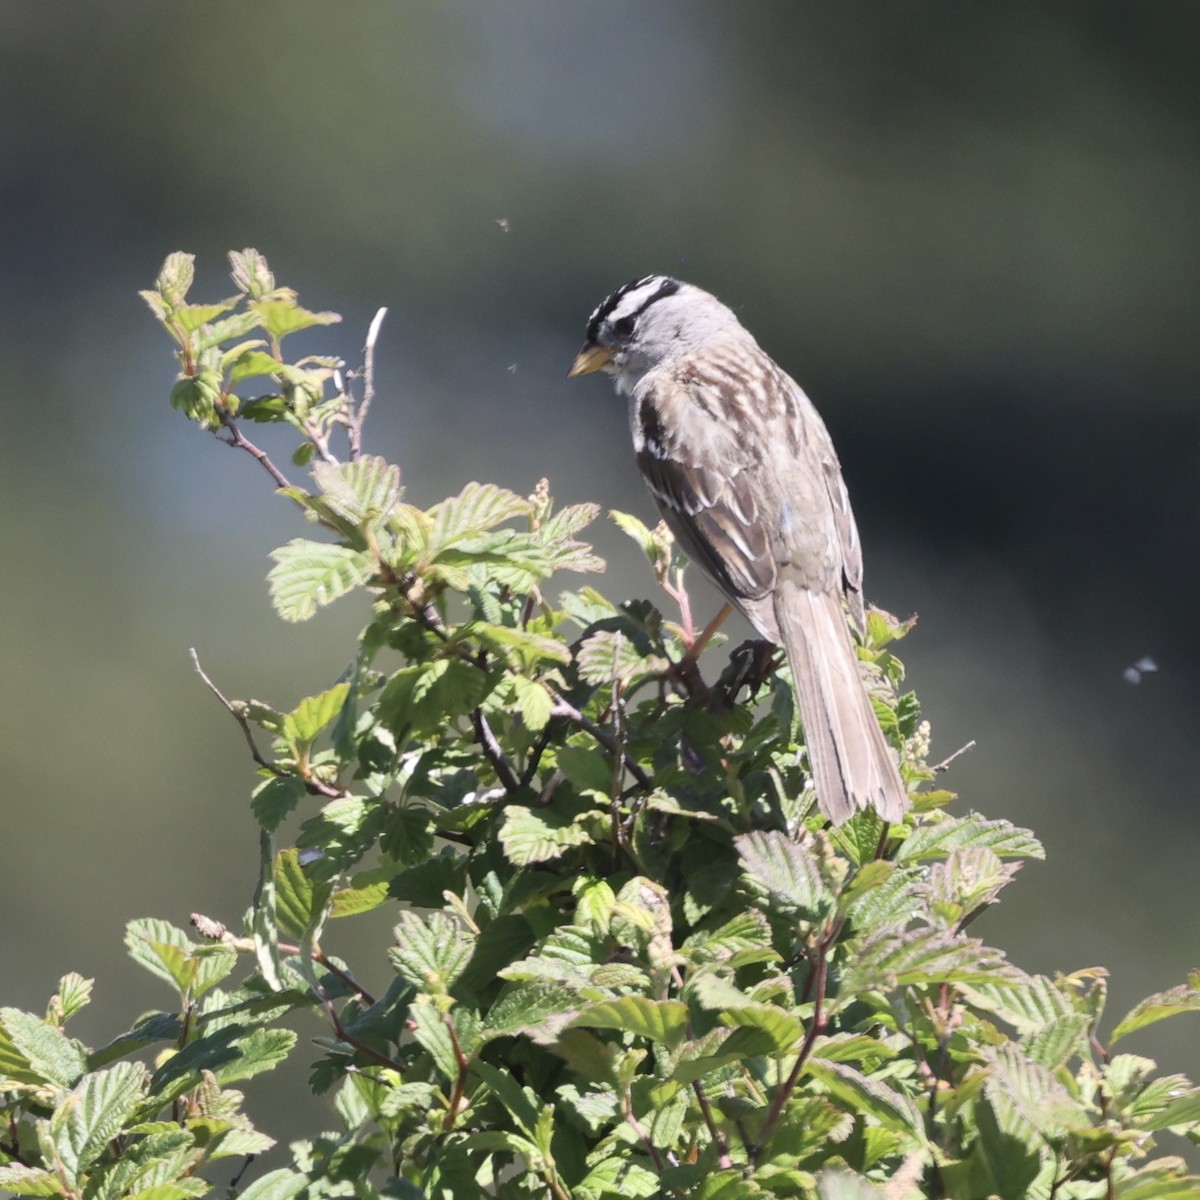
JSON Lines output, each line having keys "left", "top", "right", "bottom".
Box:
{"left": 273, "top": 847, "right": 333, "bottom": 940}
{"left": 229, "top": 248, "right": 275, "bottom": 298}
{"left": 718, "top": 1004, "right": 806, "bottom": 1053}
{"left": 956, "top": 971, "right": 1073, "bottom": 1034}
{"left": 483, "top": 981, "right": 579, "bottom": 1041}
{"left": 250, "top": 775, "right": 306, "bottom": 833}
{"left": 174, "top": 299, "right": 237, "bottom": 334}
{"left": 249, "top": 295, "right": 341, "bottom": 340}
{"left": 389, "top": 910, "right": 475, "bottom": 995}
{"left": 473, "top": 623, "right": 573, "bottom": 670}
{"left": 226, "top": 348, "right": 279, "bottom": 386}
{"left": 124, "top": 920, "right": 194, "bottom": 992}
{"left": 576, "top": 628, "right": 668, "bottom": 686}
{"left": 0, "top": 1165, "right": 61, "bottom": 1196}
{"left": 609, "top": 510, "right": 657, "bottom": 557}
{"left": 212, "top": 1028, "right": 295, "bottom": 1084}
{"left": 510, "top": 675, "right": 554, "bottom": 731}
{"left": 840, "top": 925, "right": 1021, "bottom": 995}
{"left": 0, "top": 1008, "right": 89, "bottom": 1087}
{"left": 804, "top": 1059, "right": 923, "bottom": 1136}
{"left": 267, "top": 539, "right": 373, "bottom": 622}
{"left": 570, "top": 997, "right": 688, "bottom": 1050}
{"left": 283, "top": 682, "right": 350, "bottom": 747}
{"left": 429, "top": 482, "right": 531, "bottom": 550}
{"left": 311, "top": 456, "right": 402, "bottom": 527}
{"left": 153, "top": 252, "right": 195, "bottom": 308}
{"left": 499, "top": 805, "right": 595, "bottom": 865}
{"left": 1142, "top": 1090, "right": 1200, "bottom": 1131}
{"left": 50, "top": 1061, "right": 147, "bottom": 1184}
{"left": 1021, "top": 1012, "right": 1089, "bottom": 1070}
{"left": 735, "top": 830, "right": 832, "bottom": 917}
{"left": 378, "top": 658, "right": 492, "bottom": 735}
{"left": 329, "top": 873, "right": 390, "bottom": 918}
{"left": 895, "top": 812, "right": 1043, "bottom": 863}
{"left": 1111, "top": 981, "right": 1200, "bottom": 1043}
{"left": 49, "top": 974, "right": 93, "bottom": 1024}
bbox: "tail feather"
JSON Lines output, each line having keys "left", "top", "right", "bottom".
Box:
{"left": 773, "top": 579, "right": 908, "bottom": 824}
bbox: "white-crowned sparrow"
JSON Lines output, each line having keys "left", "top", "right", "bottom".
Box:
{"left": 569, "top": 275, "right": 908, "bottom": 825}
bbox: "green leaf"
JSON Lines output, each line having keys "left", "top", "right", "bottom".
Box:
{"left": 389, "top": 910, "right": 476, "bottom": 995}
{"left": 49, "top": 974, "right": 94, "bottom": 1024}
{"left": 226, "top": 347, "right": 279, "bottom": 386}
{"left": 510, "top": 675, "right": 554, "bottom": 731}
{"left": 212, "top": 1028, "right": 295, "bottom": 1084}
{"left": 735, "top": 830, "right": 833, "bottom": 917}
{"left": 173, "top": 300, "right": 237, "bottom": 334}
{"left": 0, "top": 1008, "right": 89, "bottom": 1087}
{"left": 570, "top": 997, "right": 688, "bottom": 1050}
{"left": 152, "top": 252, "right": 195, "bottom": 309}
{"left": 556, "top": 745, "right": 614, "bottom": 796}
{"left": 1111, "top": 980, "right": 1200, "bottom": 1043}
{"left": 0, "top": 1165, "right": 62, "bottom": 1196}
{"left": 840, "top": 925, "right": 1021, "bottom": 995}
{"left": 474, "top": 623, "right": 573, "bottom": 671}
{"left": 267, "top": 540, "right": 374, "bottom": 622}
{"left": 234, "top": 1168, "right": 308, "bottom": 1200}
{"left": 804, "top": 1059, "right": 923, "bottom": 1136}
{"left": 499, "top": 805, "right": 595, "bottom": 865}
{"left": 311, "top": 456, "right": 402, "bottom": 527}
{"left": 124, "top": 920, "right": 194, "bottom": 991}
{"left": 428, "top": 482, "right": 531, "bottom": 550}
{"left": 406, "top": 1000, "right": 460, "bottom": 1081}
{"left": 576, "top": 628, "right": 668, "bottom": 687}
{"left": 484, "top": 982, "right": 579, "bottom": 1041}
{"left": 895, "top": 813, "right": 1043, "bottom": 863}
{"left": 229, "top": 248, "right": 275, "bottom": 299}
{"left": 50, "top": 1062, "right": 147, "bottom": 1185}
{"left": 273, "top": 847, "right": 333, "bottom": 940}
{"left": 250, "top": 775, "right": 306, "bottom": 833}
{"left": 283, "top": 682, "right": 350, "bottom": 748}
{"left": 249, "top": 294, "right": 341, "bottom": 340}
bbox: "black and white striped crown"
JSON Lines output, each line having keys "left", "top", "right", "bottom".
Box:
{"left": 585, "top": 275, "right": 682, "bottom": 344}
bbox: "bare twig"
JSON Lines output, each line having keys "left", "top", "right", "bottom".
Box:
{"left": 190, "top": 648, "right": 344, "bottom": 798}
{"left": 932, "top": 740, "right": 976, "bottom": 773}
{"left": 349, "top": 307, "right": 387, "bottom": 460}
{"left": 216, "top": 413, "right": 293, "bottom": 490}
{"left": 191, "top": 649, "right": 283, "bottom": 777}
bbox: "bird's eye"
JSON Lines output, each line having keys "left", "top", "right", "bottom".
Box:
{"left": 612, "top": 316, "right": 635, "bottom": 337}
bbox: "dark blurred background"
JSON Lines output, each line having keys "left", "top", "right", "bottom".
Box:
{"left": 2, "top": 0, "right": 1198, "bottom": 1150}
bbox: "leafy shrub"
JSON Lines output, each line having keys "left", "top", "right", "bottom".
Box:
{"left": 2, "top": 252, "right": 1198, "bottom": 1200}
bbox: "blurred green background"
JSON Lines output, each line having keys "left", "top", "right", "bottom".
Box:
{"left": 2, "top": 0, "right": 1198, "bottom": 1148}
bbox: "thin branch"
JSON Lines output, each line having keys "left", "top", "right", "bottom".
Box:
{"left": 190, "top": 649, "right": 345, "bottom": 798}
{"left": 548, "top": 690, "right": 653, "bottom": 790}
{"left": 349, "top": 307, "right": 387, "bottom": 459}
{"left": 932, "top": 739, "right": 976, "bottom": 773}
{"left": 191, "top": 649, "right": 282, "bottom": 776}
{"left": 216, "top": 413, "right": 293, "bottom": 490}
{"left": 692, "top": 1080, "right": 732, "bottom": 1169}
{"left": 623, "top": 1087, "right": 666, "bottom": 1174}
{"left": 472, "top": 708, "right": 521, "bottom": 794}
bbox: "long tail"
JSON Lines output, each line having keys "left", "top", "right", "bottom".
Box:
{"left": 772, "top": 578, "right": 908, "bottom": 824}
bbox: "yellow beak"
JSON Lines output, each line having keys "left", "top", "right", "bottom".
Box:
{"left": 567, "top": 344, "right": 614, "bottom": 378}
